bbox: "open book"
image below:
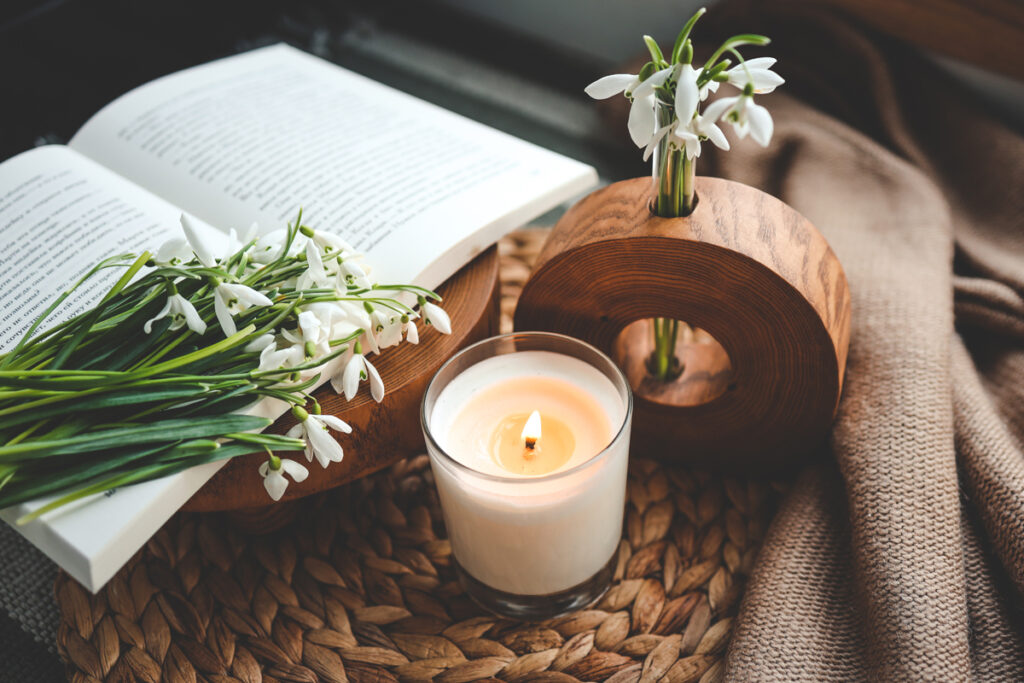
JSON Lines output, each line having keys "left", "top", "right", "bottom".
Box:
{"left": 0, "top": 44, "right": 596, "bottom": 591}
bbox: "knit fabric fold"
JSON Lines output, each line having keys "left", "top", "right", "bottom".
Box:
{"left": 689, "top": 4, "right": 1024, "bottom": 679}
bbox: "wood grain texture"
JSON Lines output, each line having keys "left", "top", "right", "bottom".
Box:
{"left": 514, "top": 177, "right": 851, "bottom": 471}
{"left": 183, "top": 246, "right": 501, "bottom": 512}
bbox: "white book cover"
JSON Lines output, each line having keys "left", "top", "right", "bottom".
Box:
{"left": 0, "top": 44, "right": 596, "bottom": 591}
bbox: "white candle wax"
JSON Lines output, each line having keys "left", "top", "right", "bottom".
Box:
{"left": 428, "top": 350, "right": 630, "bottom": 595}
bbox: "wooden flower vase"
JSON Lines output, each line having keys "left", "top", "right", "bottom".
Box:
{"left": 183, "top": 247, "right": 500, "bottom": 523}
{"left": 515, "top": 177, "right": 851, "bottom": 471}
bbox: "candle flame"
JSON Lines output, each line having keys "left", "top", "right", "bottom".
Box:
{"left": 522, "top": 410, "right": 542, "bottom": 449}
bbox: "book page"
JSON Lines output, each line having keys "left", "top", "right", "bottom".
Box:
{"left": 70, "top": 44, "right": 596, "bottom": 289}
{"left": 0, "top": 146, "right": 225, "bottom": 351}
{"left": 0, "top": 145, "right": 236, "bottom": 590}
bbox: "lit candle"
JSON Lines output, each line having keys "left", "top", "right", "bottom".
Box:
{"left": 423, "top": 333, "right": 632, "bottom": 619}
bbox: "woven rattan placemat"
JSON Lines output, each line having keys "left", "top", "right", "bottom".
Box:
{"left": 54, "top": 230, "right": 784, "bottom": 683}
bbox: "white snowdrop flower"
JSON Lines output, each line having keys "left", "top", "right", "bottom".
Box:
{"left": 585, "top": 71, "right": 666, "bottom": 148}
{"left": 281, "top": 310, "right": 331, "bottom": 358}
{"left": 259, "top": 456, "right": 308, "bottom": 501}
{"left": 673, "top": 63, "right": 700, "bottom": 124}
{"left": 144, "top": 293, "right": 206, "bottom": 335}
{"left": 371, "top": 310, "right": 404, "bottom": 349}
{"left": 726, "top": 57, "right": 784, "bottom": 94}
{"left": 286, "top": 407, "right": 352, "bottom": 468}
{"left": 421, "top": 301, "right": 452, "bottom": 335}
{"left": 703, "top": 92, "right": 774, "bottom": 147}
{"left": 213, "top": 282, "right": 273, "bottom": 337}
{"left": 692, "top": 111, "right": 730, "bottom": 151}
{"left": 668, "top": 124, "right": 702, "bottom": 159}
{"left": 311, "top": 231, "right": 357, "bottom": 258}
{"left": 258, "top": 341, "right": 304, "bottom": 371}
{"left": 180, "top": 214, "right": 217, "bottom": 268}
{"left": 304, "top": 239, "right": 328, "bottom": 284}
{"left": 337, "top": 258, "right": 371, "bottom": 290}
{"left": 243, "top": 333, "right": 276, "bottom": 353}
{"left": 643, "top": 118, "right": 701, "bottom": 161}
{"left": 250, "top": 229, "right": 304, "bottom": 264}
{"left": 154, "top": 238, "right": 193, "bottom": 266}
{"left": 584, "top": 73, "right": 638, "bottom": 100}
{"left": 333, "top": 347, "right": 384, "bottom": 402}
{"left": 627, "top": 89, "right": 657, "bottom": 148}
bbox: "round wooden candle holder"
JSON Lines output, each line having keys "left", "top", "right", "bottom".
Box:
{"left": 515, "top": 177, "right": 851, "bottom": 471}
{"left": 183, "top": 246, "right": 500, "bottom": 513}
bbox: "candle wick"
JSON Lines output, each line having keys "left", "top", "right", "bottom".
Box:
{"left": 524, "top": 437, "right": 537, "bottom": 451}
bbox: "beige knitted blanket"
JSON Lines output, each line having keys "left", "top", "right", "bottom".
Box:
{"left": 687, "top": 4, "right": 1024, "bottom": 680}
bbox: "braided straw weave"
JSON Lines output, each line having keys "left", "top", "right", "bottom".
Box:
{"left": 55, "top": 230, "right": 784, "bottom": 683}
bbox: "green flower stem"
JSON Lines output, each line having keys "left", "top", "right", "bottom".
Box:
{"left": 650, "top": 103, "right": 697, "bottom": 382}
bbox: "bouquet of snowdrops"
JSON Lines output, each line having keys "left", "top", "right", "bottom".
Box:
{"left": 585, "top": 7, "right": 783, "bottom": 380}
{"left": 0, "top": 212, "right": 450, "bottom": 522}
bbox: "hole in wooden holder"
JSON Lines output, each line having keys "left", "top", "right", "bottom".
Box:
{"left": 612, "top": 319, "right": 734, "bottom": 407}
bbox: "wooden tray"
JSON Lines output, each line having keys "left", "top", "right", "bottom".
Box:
{"left": 182, "top": 246, "right": 500, "bottom": 513}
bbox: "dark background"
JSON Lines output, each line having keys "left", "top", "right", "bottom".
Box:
{"left": 0, "top": 0, "right": 643, "bottom": 178}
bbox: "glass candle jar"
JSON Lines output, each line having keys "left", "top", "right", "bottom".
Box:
{"left": 421, "top": 332, "right": 633, "bottom": 620}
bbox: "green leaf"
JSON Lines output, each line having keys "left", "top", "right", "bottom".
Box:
{"left": 671, "top": 7, "right": 707, "bottom": 63}
{"left": 0, "top": 384, "right": 211, "bottom": 431}
{"left": 643, "top": 35, "right": 665, "bottom": 65}
{"left": 0, "top": 253, "right": 134, "bottom": 370}
{"left": 0, "top": 415, "right": 270, "bottom": 460}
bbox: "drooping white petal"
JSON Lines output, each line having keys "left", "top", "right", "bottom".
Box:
{"left": 745, "top": 57, "right": 777, "bottom": 70}
{"left": 365, "top": 357, "right": 385, "bottom": 403}
{"left": 317, "top": 414, "right": 353, "bottom": 434}
{"left": 143, "top": 298, "right": 174, "bottom": 334}
{"left": 674, "top": 64, "right": 700, "bottom": 123}
{"left": 221, "top": 283, "right": 272, "bottom": 308}
{"left": 305, "top": 239, "right": 327, "bottom": 282}
{"left": 422, "top": 302, "right": 451, "bottom": 335}
{"left": 155, "top": 238, "right": 192, "bottom": 265}
{"left": 726, "top": 58, "right": 784, "bottom": 94}
{"left": 642, "top": 123, "right": 674, "bottom": 162}
{"left": 298, "top": 310, "right": 323, "bottom": 343}
{"left": 244, "top": 334, "right": 275, "bottom": 353}
{"left": 702, "top": 121, "right": 730, "bottom": 150}
{"left": 701, "top": 96, "right": 737, "bottom": 123}
{"left": 173, "top": 294, "right": 206, "bottom": 335}
{"left": 405, "top": 321, "right": 419, "bottom": 344}
{"left": 340, "top": 354, "right": 364, "bottom": 400}
{"left": 214, "top": 291, "right": 237, "bottom": 337}
{"left": 258, "top": 457, "right": 309, "bottom": 500}
{"left": 627, "top": 93, "right": 657, "bottom": 147}
{"left": 750, "top": 70, "right": 785, "bottom": 94}
{"left": 286, "top": 423, "right": 304, "bottom": 439}
{"left": 280, "top": 459, "right": 309, "bottom": 481}
{"left": 746, "top": 101, "right": 774, "bottom": 146}
{"left": 671, "top": 129, "right": 702, "bottom": 159}
{"left": 180, "top": 214, "right": 217, "bottom": 267}
{"left": 262, "top": 468, "right": 288, "bottom": 501}
{"left": 584, "top": 73, "right": 636, "bottom": 99}
{"left": 306, "top": 419, "right": 345, "bottom": 467}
